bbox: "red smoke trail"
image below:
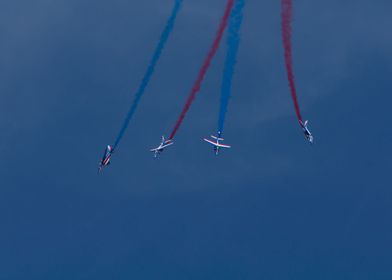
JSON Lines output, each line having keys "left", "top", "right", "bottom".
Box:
{"left": 169, "top": 0, "right": 235, "bottom": 140}
{"left": 281, "top": 0, "right": 303, "bottom": 123}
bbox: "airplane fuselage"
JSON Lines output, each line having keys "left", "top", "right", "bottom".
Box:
{"left": 302, "top": 128, "right": 313, "bottom": 143}
{"left": 299, "top": 120, "right": 313, "bottom": 144}
{"left": 102, "top": 154, "right": 111, "bottom": 165}
{"left": 98, "top": 146, "right": 113, "bottom": 172}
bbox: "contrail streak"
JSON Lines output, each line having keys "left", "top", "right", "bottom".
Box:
{"left": 168, "top": 0, "right": 235, "bottom": 140}
{"left": 281, "top": 0, "right": 303, "bottom": 123}
{"left": 218, "top": 0, "right": 244, "bottom": 134}
{"left": 113, "top": 0, "right": 183, "bottom": 149}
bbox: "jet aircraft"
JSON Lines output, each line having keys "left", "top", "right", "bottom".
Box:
{"left": 150, "top": 136, "right": 174, "bottom": 158}
{"left": 203, "top": 131, "right": 231, "bottom": 155}
{"left": 98, "top": 145, "right": 114, "bottom": 173}
{"left": 300, "top": 120, "right": 313, "bottom": 144}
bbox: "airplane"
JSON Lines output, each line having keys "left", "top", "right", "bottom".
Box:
{"left": 203, "top": 131, "right": 231, "bottom": 155}
{"left": 98, "top": 145, "right": 114, "bottom": 173}
{"left": 150, "top": 136, "right": 174, "bottom": 158}
{"left": 299, "top": 120, "right": 313, "bottom": 144}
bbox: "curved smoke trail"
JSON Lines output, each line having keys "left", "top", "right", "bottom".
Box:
{"left": 217, "top": 0, "right": 244, "bottom": 134}
{"left": 113, "top": 0, "right": 183, "bottom": 149}
{"left": 281, "top": 0, "right": 303, "bottom": 123}
{"left": 168, "top": 0, "right": 235, "bottom": 140}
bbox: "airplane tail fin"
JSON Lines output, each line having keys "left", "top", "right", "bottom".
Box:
{"left": 299, "top": 120, "right": 309, "bottom": 128}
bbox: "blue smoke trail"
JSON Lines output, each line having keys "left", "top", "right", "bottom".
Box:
{"left": 114, "top": 0, "right": 183, "bottom": 149}
{"left": 217, "top": 0, "right": 244, "bottom": 134}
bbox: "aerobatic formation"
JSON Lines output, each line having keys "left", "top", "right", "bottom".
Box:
{"left": 98, "top": 0, "right": 314, "bottom": 172}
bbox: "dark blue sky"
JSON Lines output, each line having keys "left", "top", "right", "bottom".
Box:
{"left": 1, "top": 0, "right": 392, "bottom": 279}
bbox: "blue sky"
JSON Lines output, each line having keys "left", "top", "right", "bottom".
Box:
{"left": 1, "top": 0, "right": 392, "bottom": 279}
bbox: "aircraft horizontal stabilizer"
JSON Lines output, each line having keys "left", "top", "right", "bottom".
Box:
{"left": 211, "top": 135, "right": 224, "bottom": 141}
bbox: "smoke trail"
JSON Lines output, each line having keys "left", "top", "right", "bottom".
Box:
{"left": 113, "top": 0, "right": 183, "bottom": 149}
{"left": 217, "top": 0, "right": 244, "bottom": 134}
{"left": 281, "top": 0, "right": 303, "bottom": 123}
{"left": 168, "top": 0, "right": 235, "bottom": 140}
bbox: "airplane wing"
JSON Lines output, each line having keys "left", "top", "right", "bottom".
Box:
{"left": 161, "top": 142, "right": 174, "bottom": 149}
{"left": 204, "top": 138, "right": 230, "bottom": 148}
{"left": 204, "top": 138, "right": 218, "bottom": 146}
{"left": 150, "top": 148, "right": 158, "bottom": 152}
{"left": 216, "top": 143, "right": 231, "bottom": 148}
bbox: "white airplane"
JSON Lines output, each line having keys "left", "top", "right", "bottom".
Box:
{"left": 203, "top": 131, "right": 231, "bottom": 155}
{"left": 98, "top": 145, "right": 114, "bottom": 173}
{"left": 300, "top": 120, "right": 313, "bottom": 144}
{"left": 150, "top": 136, "right": 174, "bottom": 158}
